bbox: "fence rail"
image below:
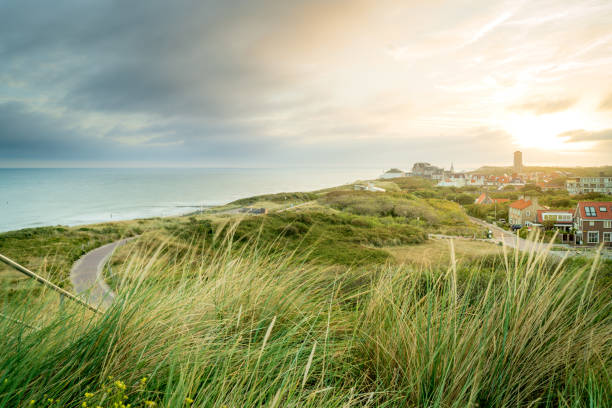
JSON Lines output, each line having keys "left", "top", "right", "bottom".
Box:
{"left": 0, "top": 253, "right": 101, "bottom": 314}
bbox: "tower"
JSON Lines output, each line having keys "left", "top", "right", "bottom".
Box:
{"left": 513, "top": 151, "right": 523, "bottom": 173}
{"left": 450, "top": 162, "right": 454, "bottom": 173}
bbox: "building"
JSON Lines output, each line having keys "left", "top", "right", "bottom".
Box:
{"left": 437, "top": 177, "right": 466, "bottom": 187}
{"left": 468, "top": 174, "right": 487, "bottom": 186}
{"left": 536, "top": 182, "right": 562, "bottom": 192}
{"left": 380, "top": 168, "right": 406, "bottom": 179}
{"left": 354, "top": 183, "right": 385, "bottom": 192}
{"left": 535, "top": 209, "right": 574, "bottom": 243}
{"left": 566, "top": 176, "right": 612, "bottom": 195}
{"left": 474, "top": 192, "right": 509, "bottom": 205}
{"left": 573, "top": 202, "right": 612, "bottom": 247}
{"left": 508, "top": 197, "right": 545, "bottom": 226}
{"left": 513, "top": 151, "right": 523, "bottom": 173}
{"left": 411, "top": 162, "right": 444, "bottom": 179}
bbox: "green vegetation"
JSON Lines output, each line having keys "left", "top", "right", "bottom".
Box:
{"left": 227, "top": 192, "right": 319, "bottom": 207}
{"left": 1, "top": 237, "right": 610, "bottom": 407}
{"left": 2, "top": 180, "right": 611, "bottom": 406}
{"left": 0, "top": 223, "right": 142, "bottom": 288}
{"left": 0, "top": 183, "right": 485, "bottom": 295}
{"left": 321, "top": 190, "right": 481, "bottom": 236}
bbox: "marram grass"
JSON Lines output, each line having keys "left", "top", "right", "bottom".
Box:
{"left": 0, "top": 234, "right": 610, "bottom": 408}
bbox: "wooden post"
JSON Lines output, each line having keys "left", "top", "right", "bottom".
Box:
{"left": 0, "top": 253, "right": 101, "bottom": 314}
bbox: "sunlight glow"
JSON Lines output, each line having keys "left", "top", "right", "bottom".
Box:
{"left": 501, "top": 111, "right": 595, "bottom": 150}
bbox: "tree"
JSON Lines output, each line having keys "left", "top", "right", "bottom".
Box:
{"left": 455, "top": 193, "right": 475, "bottom": 205}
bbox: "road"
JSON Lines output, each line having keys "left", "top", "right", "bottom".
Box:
{"left": 70, "top": 238, "right": 134, "bottom": 310}
{"left": 467, "top": 216, "right": 578, "bottom": 259}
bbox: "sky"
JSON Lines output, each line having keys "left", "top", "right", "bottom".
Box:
{"left": 1, "top": 0, "right": 611, "bottom": 170}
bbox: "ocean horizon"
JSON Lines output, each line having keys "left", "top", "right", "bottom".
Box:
{"left": 0, "top": 167, "right": 380, "bottom": 233}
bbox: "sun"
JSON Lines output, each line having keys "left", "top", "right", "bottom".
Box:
{"left": 500, "top": 111, "right": 592, "bottom": 150}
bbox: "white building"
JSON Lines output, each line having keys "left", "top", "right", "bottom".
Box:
{"left": 437, "top": 177, "right": 466, "bottom": 188}
{"left": 354, "top": 183, "right": 386, "bottom": 192}
{"left": 380, "top": 168, "right": 406, "bottom": 179}
{"left": 566, "top": 177, "right": 612, "bottom": 195}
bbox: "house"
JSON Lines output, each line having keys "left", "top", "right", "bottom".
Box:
{"left": 566, "top": 176, "right": 612, "bottom": 195}
{"left": 535, "top": 209, "right": 574, "bottom": 243}
{"left": 573, "top": 202, "right": 612, "bottom": 247}
{"left": 437, "top": 177, "right": 466, "bottom": 188}
{"left": 474, "top": 192, "right": 510, "bottom": 205}
{"left": 380, "top": 168, "right": 406, "bottom": 179}
{"left": 411, "top": 162, "right": 444, "bottom": 179}
{"left": 536, "top": 182, "right": 562, "bottom": 192}
{"left": 508, "top": 197, "right": 545, "bottom": 227}
{"left": 468, "top": 174, "right": 487, "bottom": 186}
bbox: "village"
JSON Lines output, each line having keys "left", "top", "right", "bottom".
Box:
{"left": 378, "top": 151, "right": 612, "bottom": 249}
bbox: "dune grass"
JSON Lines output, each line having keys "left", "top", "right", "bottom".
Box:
{"left": 0, "top": 230, "right": 610, "bottom": 408}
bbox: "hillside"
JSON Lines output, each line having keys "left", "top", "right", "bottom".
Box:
{"left": 0, "top": 180, "right": 610, "bottom": 407}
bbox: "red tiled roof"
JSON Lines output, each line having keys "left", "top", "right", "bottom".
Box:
{"left": 576, "top": 201, "right": 612, "bottom": 220}
{"left": 536, "top": 209, "right": 573, "bottom": 224}
{"left": 509, "top": 199, "right": 532, "bottom": 210}
{"left": 474, "top": 193, "right": 487, "bottom": 204}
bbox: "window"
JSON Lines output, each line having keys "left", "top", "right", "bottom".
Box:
{"left": 604, "top": 232, "right": 612, "bottom": 242}
{"left": 605, "top": 221, "right": 612, "bottom": 229}
{"left": 588, "top": 231, "right": 599, "bottom": 243}
{"left": 589, "top": 221, "right": 595, "bottom": 227}
{"left": 526, "top": 210, "right": 530, "bottom": 216}
{"left": 600, "top": 207, "right": 608, "bottom": 212}
{"left": 584, "top": 206, "right": 596, "bottom": 217}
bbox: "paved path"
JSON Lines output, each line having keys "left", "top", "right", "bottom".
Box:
{"left": 70, "top": 238, "right": 134, "bottom": 310}
{"left": 467, "top": 216, "right": 571, "bottom": 259}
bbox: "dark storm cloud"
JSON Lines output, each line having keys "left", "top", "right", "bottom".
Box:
{"left": 508, "top": 97, "right": 577, "bottom": 115}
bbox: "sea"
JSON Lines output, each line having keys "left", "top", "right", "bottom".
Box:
{"left": 0, "top": 167, "right": 380, "bottom": 232}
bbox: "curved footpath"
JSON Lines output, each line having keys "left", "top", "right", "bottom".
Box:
{"left": 70, "top": 238, "right": 134, "bottom": 310}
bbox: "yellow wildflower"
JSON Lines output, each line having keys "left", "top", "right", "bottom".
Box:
{"left": 29, "top": 401, "right": 35, "bottom": 405}
{"left": 82, "top": 402, "right": 87, "bottom": 408}
{"left": 144, "top": 401, "right": 156, "bottom": 407}
{"left": 140, "top": 377, "right": 148, "bottom": 385}
{"left": 185, "top": 398, "right": 194, "bottom": 405}
{"left": 114, "top": 380, "right": 126, "bottom": 390}
{"left": 85, "top": 392, "right": 94, "bottom": 398}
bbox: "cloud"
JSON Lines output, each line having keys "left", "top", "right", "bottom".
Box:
{"left": 1, "top": 0, "right": 612, "bottom": 167}
{"left": 508, "top": 97, "right": 577, "bottom": 115}
{"left": 558, "top": 128, "right": 612, "bottom": 143}
{"left": 599, "top": 93, "right": 612, "bottom": 111}
{"left": 0, "top": 102, "right": 111, "bottom": 160}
